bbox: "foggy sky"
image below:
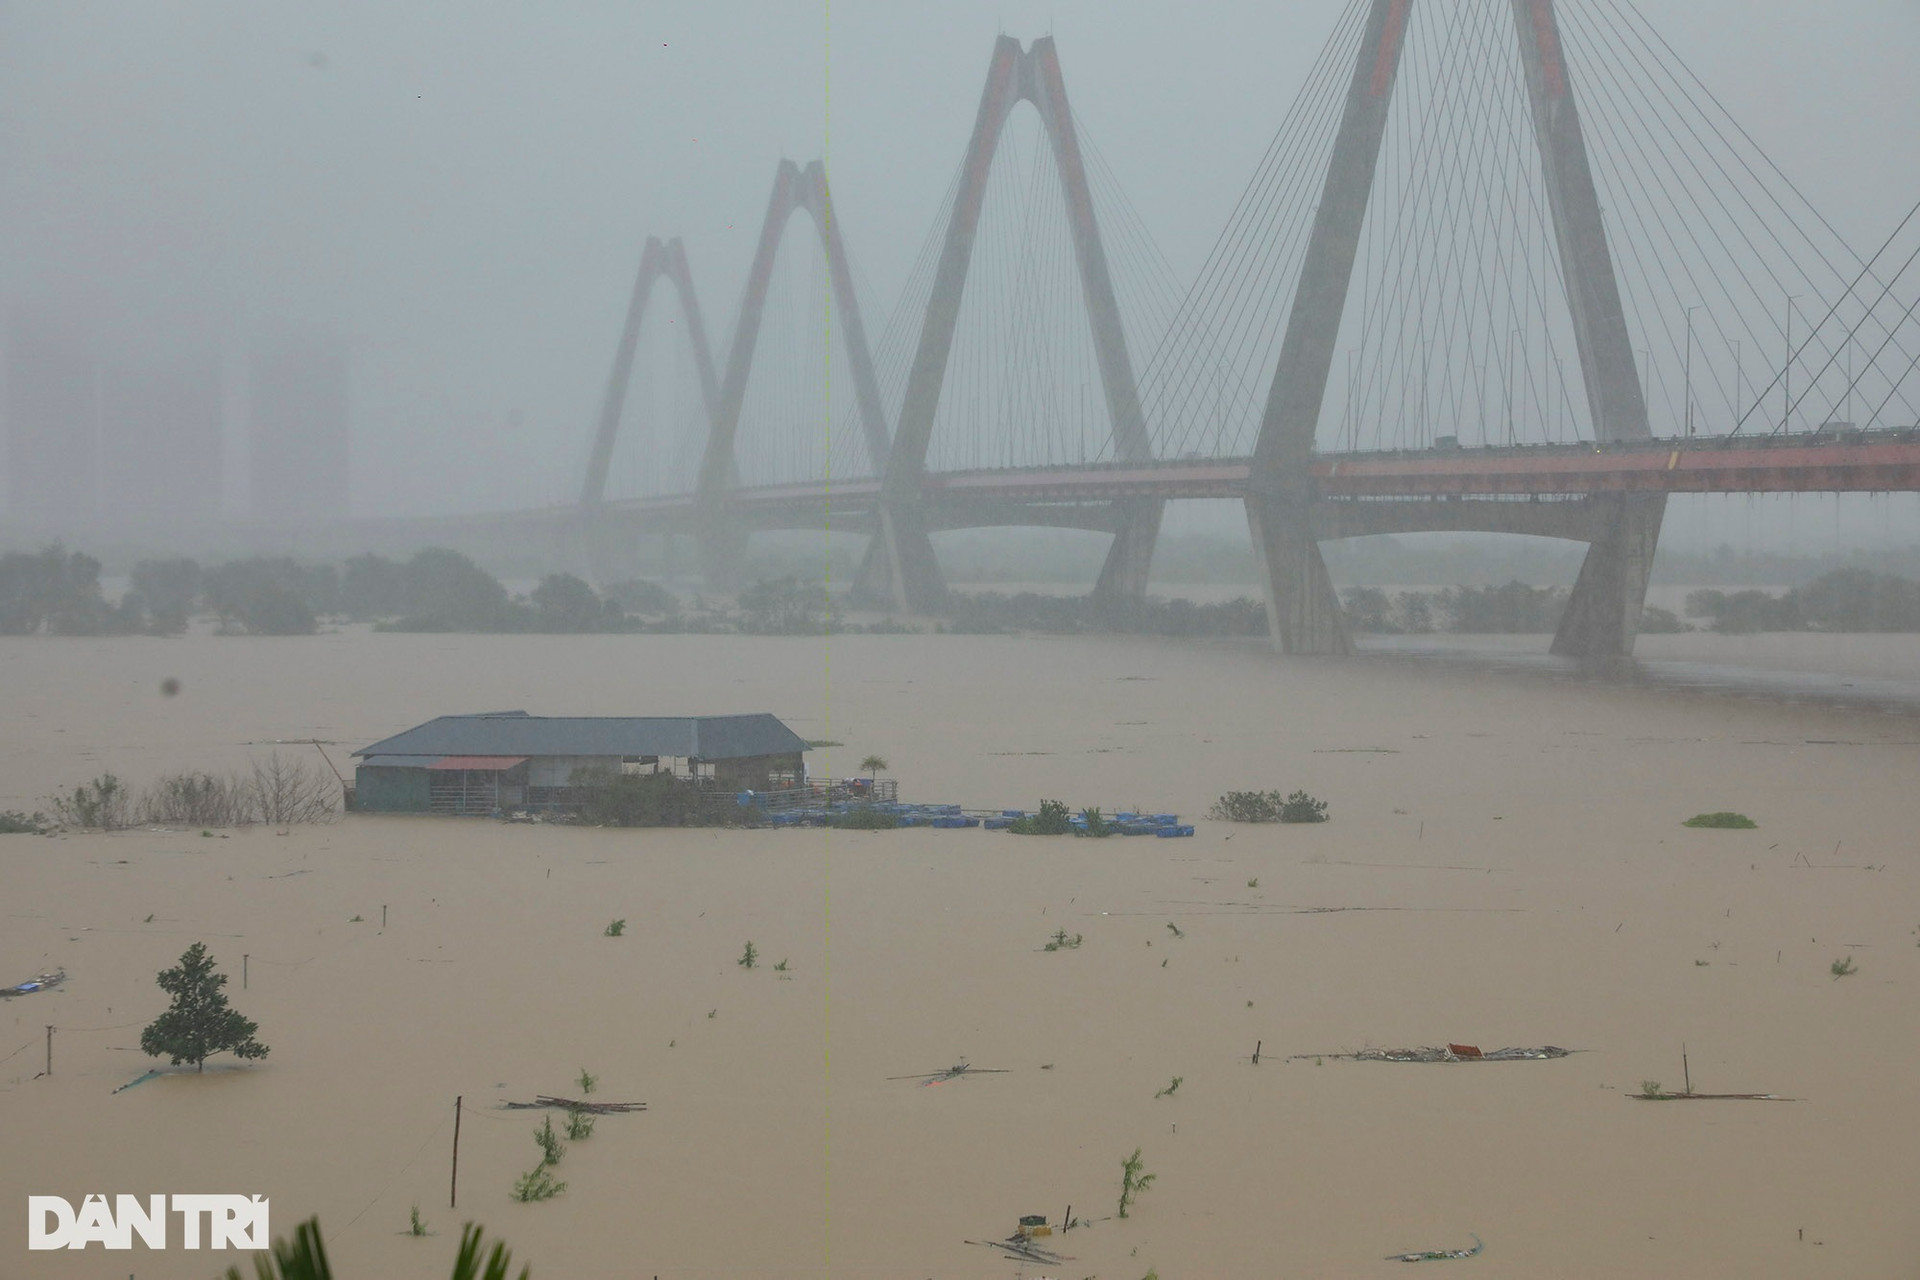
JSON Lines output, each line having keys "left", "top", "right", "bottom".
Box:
{"left": 2, "top": 1, "right": 1916, "bottom": 546}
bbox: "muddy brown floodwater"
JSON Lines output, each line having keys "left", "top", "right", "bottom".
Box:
{"left": 3, "top": 627, "right": 1918, "bottom": 1278}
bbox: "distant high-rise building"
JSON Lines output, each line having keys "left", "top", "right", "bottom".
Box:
{"left": 99, "top": 353, "right": 224, "bottom": 526}
{"left": 249, "top": 326, "right": 349, "bottom": 521}
{"left": 5, "top": 311, "right": 96, "bottom": 527}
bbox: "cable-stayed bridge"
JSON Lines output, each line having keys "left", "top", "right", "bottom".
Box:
{"left": 496, "top": 1, "right": 1920, "bottom": 657}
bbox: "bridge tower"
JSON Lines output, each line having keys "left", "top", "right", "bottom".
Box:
{"left": 579, "top": 236, "right": 720, "bottom": 582}
{"left": 698, "top": 159, "right": 892, "bottom": 587}
{"left": 579, "top": 164, "right": 889, "bottom": 588}
{"left": 1249, "top": 0, "right": 1656, "bottom": 657}
{"left": 1511, "top": 0, "right": 1661, "bottom": 657}
{"left": 859, "top": 35, "right": 1161, "bottom": 613}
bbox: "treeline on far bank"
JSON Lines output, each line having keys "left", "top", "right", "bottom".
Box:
{"left": 936, "top": 585, "right": 1608, "bottom": 636}
{"left": 1681, "top": 567, "right": 1920, "bottom": 633}
{"left": 0, "top": 545, "right": 684, "bottom": 637}
{"left": 944, "top": 584, "right": 1627, "bottom": 636}
{"left": 947, "top": 569, "right": 1920, "bottom": 637}
{"left": 7, "top": 543, "right": 1918, "bottom": 639}
{"left": 1346, "top": 567, "right": 1920, "bottom": 635}
{"left": 0, "top": 544, "right": 910, "bottom": 638}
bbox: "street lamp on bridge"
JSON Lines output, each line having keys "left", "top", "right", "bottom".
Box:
{"left": 1783, "top": 293, "right": 1803, "bottom": 433}
{"left": 1734, "top": 340, "right": 1743, "bottom": 424}
{"left": 1685, "top": 304, "right": 1702, "bottom": 438}
{"left": 1507, "top": 329, "right": 1518, "bottom": 446}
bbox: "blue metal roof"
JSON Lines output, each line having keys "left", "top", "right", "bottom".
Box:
{"left": 354, "top": 712, "right": 809, "bottom": 762}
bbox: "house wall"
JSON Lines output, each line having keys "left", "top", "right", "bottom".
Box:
{"left": 356, "top": 752, "right": 809, "bottom": 813}
{"left": 712, "top": 752, "right": 804, "bottom": 791}
{"left": 355, "top": 765, "right": 431, "bottom": 813}
{"left": 535, "top": 756, "right": 623, "bottom": 788}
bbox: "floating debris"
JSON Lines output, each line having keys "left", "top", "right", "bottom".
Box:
{"left": 965, "top": 1233, "right": 1071, "bottom": 1264}
{"left": 1630, "top": 1090, "right": 1794, "bottom": 1102}
{"left": 112, "top": 1069, "right": 162, "bottom": 1094}
{"left": 886, "top": 1061, "right": 1010, "bottom": 1086}
{"left": 1389, "top": 1233, "right": 1483, "bottom": 1262}
{"left": 1, "top": 968, "right": 65, "bottom": 998}
{"left": 1290, "top": 1045, "right": 1571, "bottom": 1063}
{"left": 501, "top": 1095, "right": 645, "bottom": 1114}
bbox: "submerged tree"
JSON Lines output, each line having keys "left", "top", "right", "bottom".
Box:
{"left": 0, "top": 545, "right": 118, "bottom": 635}
{"left": 1117, "top": 1147, "right": 1156, "bottom": 1219}
{"left": 529, "top": 573, "right": 616, "bottom": 633}
{"left": 201, "top": 559, "right": 319, "bottom": 636}
{"left": 140, "top": 942, "right": 269, "bottom": 1071}
{"left": 1006, "top": 799, "right": 1074, "bottom": 836}
{"left": 125, "top": 556, "right": 203, "bottom": 634}
{"left": 395, "top": 547, "right": 519, "bottom": 631}
{"left": 736, "top": 576, "right": 822, "bottom": 635}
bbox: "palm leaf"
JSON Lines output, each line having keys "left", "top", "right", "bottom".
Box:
{"left": 223, "top": 1216, "right": 330, "bottom": 1280}
{"left": 221, "top": 1217, "right": 528, "bottom": 1280}
{"left": 450, "top": 1223, "right": 530, "bottom": 1280}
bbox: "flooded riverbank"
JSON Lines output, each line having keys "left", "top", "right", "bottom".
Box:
{"left": 3, "top": 626, "right": 1917, "bottom": 1277}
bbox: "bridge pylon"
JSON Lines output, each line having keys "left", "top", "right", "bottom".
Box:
{"left": 580, "top": 163, "right": 890, "bottom": 592}
{"left": 1249, "top": 0, "right": 1659, "bottom": 657}
{"left": 1092, "top": 497, "right": 1163, "bottom": 608}
{"left": 1552, "top": 493, "right": 1664, "bottom": 658}
{"left": 861, "top": 34, "right": 1162, "bottom": 614}
{"left": 1511, "top": 0, "right": 1662, "bottom": 657}
{"left": 699, "top": 159, "right": 892, "bottom": 588}
{"left": 578, "top": 236, "right": 720, "bottom": 585}
{"left": 1243, "top": 0, "right": 1411, "bottom": 654}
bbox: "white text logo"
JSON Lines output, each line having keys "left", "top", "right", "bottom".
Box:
{"left": 27, "top": 1194, "right": 269, "bottom": 1250}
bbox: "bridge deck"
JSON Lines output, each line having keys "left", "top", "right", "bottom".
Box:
{"left": 591, "top": 430, "right": 1920, "bottom": 521}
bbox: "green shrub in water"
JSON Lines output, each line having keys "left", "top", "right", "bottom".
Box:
{"left": 1682, "top": 812, "right": 1757, "bottom": 829}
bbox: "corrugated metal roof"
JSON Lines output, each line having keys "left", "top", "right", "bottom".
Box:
{"left": 354, "top": 713, "right": 809, "bottom": 762}
{"left": 428, "top": 756, "right": 528, "bottom": 771}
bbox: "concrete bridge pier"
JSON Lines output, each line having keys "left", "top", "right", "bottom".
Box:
{"left": 1550, "top": 492, "right": 1665, "bottom": 659}
{"left": 1090, "top": 498, "right": 1164, "bottom": 611}
{"left": 697, "top": 515, "right": 748, "bottom": 593}
{"left": 852, "top": 503, "right": 948, "bottom": 614}
{"left": 1246, "top": 491, "right": 1352, "bottom": 655}
{"left": 850, "top": 532, "right": 892, "bottom": 607}
{"left": 572, "top": 513, "right": 605, "bottom": 586}
{"left": 577, "top": 512, "right": 642, "bottom": 588}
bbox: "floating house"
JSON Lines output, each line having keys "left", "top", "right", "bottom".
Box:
{"left": 351, "top": 711, "right": 809, "bottom": 815}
